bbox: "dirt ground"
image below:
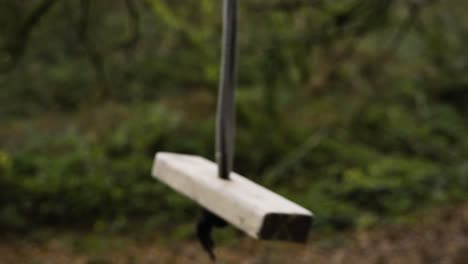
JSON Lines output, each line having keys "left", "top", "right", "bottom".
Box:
{"left": 1, "top": 205, "right": 468, "bottom": 264}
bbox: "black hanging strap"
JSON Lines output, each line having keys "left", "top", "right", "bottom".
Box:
{"left": 216, "top": 0, "right": 238, "bottom": 180}
{"left": 196, "top": 0, "right": 238, "bottom": 261}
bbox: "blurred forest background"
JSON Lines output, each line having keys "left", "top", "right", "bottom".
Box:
{"left": 1, "top": 0, "right": 468, "bottom": 263}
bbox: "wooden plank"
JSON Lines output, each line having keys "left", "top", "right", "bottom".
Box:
{"left": 152, "top": 152, "right": 314, "bottom": 243}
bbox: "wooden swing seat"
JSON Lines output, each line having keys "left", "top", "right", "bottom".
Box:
{"left": 152, "top": 152, "right": 313, "bottom": 243}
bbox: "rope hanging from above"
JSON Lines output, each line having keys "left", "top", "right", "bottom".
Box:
{"left": 216, "top": 0, "right": 238, "bottom": 180}
{"left": 196, "top": 0, "right": 238, "bottom": 259}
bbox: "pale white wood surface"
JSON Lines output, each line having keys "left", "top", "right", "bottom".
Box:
{"left": 152, "top": 152, "right": 313, "bottom": 242}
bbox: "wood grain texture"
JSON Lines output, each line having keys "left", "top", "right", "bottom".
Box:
{"left": 152, "top": 152, "right": 313, "bottom": 242}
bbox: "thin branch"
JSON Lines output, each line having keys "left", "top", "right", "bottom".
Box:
{"left": 117, "top": 0, "right": 141, "bottom": 51}
{"left": 1, "top": 0, "right": 58, "bottom": 72}
{"left": 78, "top": 0, "right": 110, "bottom": 99}
{"left": 264, "top": 128, "right": 327, "bottom": 184}
{"left": 248, "top": 0, "right": 324, "bottom": 12}
{"left": 378, "top": 2, "right": 423, "bottom": 61}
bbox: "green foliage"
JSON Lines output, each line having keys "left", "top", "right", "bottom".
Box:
{"left": 0, "top": 104, "right": 197, "bottom": 232}
{"left": 2, "top": 97, "right": 468, "bottom": 235}
{"left": 1, "top": 0, "right": 468, "bottom": 238}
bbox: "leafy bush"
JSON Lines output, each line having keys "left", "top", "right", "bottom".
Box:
{"left": 1, "top": 0, "right": 468, "bottom": 238}
{"left": 3, "top": 97, "right": 468, "bottom": 236}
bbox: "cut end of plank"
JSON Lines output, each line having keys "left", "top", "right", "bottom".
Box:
{"left": 259, "top": 213, "right": 313, "bottom": 243}
{"left": 152, "top": 152, "right": 314, "bottom": 243}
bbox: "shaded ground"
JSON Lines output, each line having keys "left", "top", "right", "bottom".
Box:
{"left": 1, "top": 205, "right": 468, "bottom": 264}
